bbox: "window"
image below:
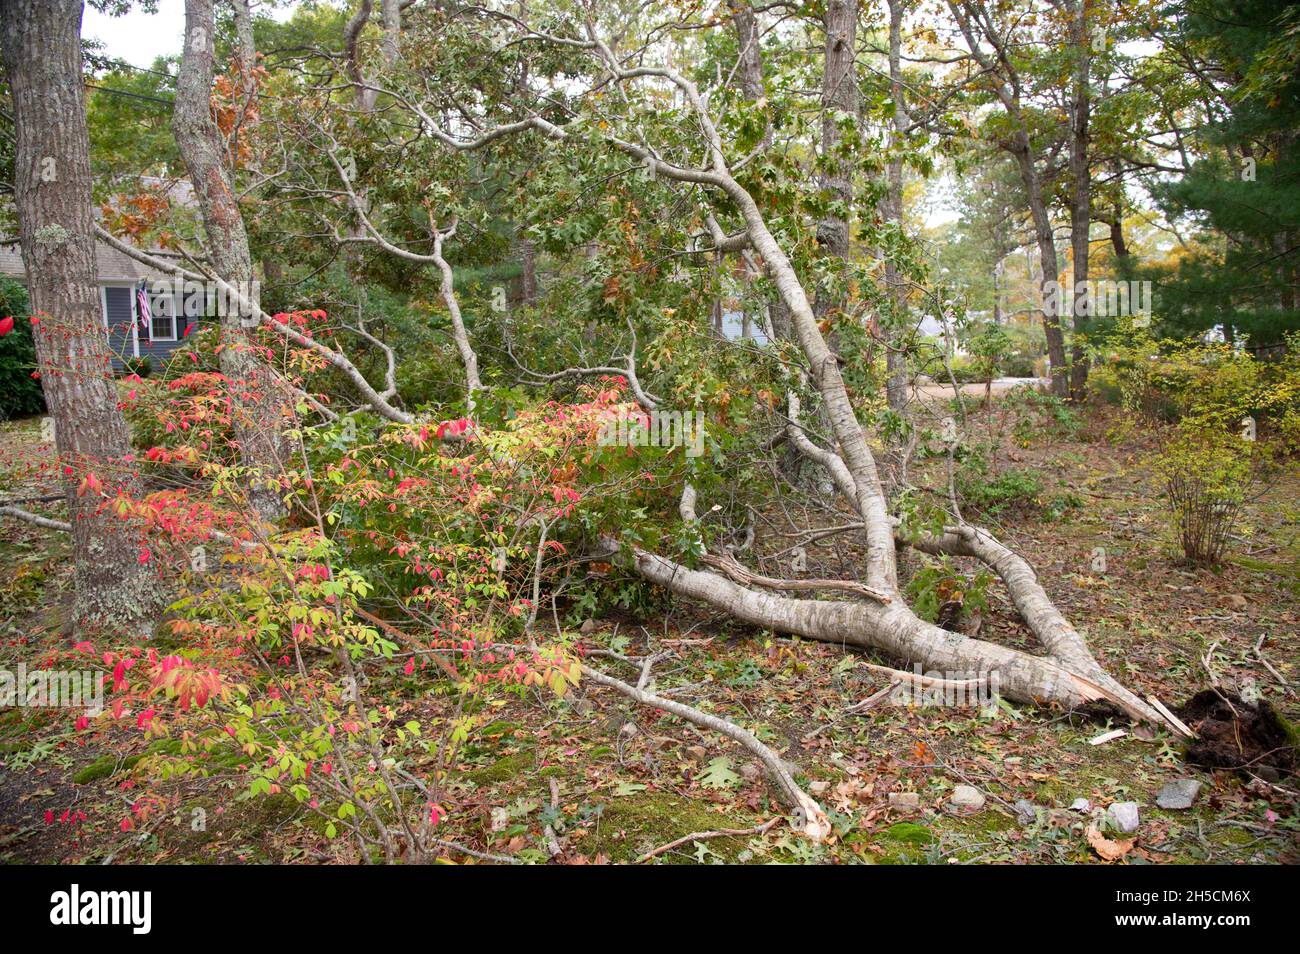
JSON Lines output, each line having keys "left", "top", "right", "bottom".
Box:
{"left": 140, "top": 282, "right": 177, "bottom": 341}
{"left": 150, "top": 297, "right": 176, "bottom": 341}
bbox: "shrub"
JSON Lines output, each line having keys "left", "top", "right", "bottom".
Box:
{"left": 1100, "top": 331, "right": 1300, "bottom": 442}
{"left": 999, "top": 354, "right": 1037, "bottom": 378}
{"left": 1156, "top": 424, "right": 1254, "bottom": 565}
{"left": 122, "top": 356, "right": 153, "bottom": 379}
{"left": 955, "top": 454, "right": 1044, "bottom": 518}
{"left": 1086, "top": 362, "right": 1125, "bottom": 406}
{"left": 968, "top": 322, "right": 1012, "bottom": 383}
{"left": 947, "top": 356, "right": 987, "bottom": 384}
{"left": 0, "top": 278, "right": 45, "bottom": 419}
{"left": 1003, "top": 387, "right": 1082, "bottom": 443}
{"left": 904, "top": 555, "right": 993, "bottom": 629}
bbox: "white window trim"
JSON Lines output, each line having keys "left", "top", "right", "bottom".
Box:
{"left": 147, "top": 285, "right": 180, "bottom": 342}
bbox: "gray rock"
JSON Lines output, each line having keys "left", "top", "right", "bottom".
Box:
{"left": 1013, "top": 799, "right": 1038, "bottom": 824}
{"left": 1107, "top": 801, "right": 1140, "bottom": 833}
{"left": 1069, "top": 798, "right": 1091, "bottom": 813}
{"left": 1156, "top": 779, "right": 1201, "bottom": 810}
{"left": 740, "top": 761, "right": 763, "bottom": 782}
{"left": 889, "top": 791, "right": 921, "bottom": 813}
{"left": 949, "top": 784, "right": 986, "bottom": 813}
{"left": 579, "top": 618, "right": 598, "bottom": 635}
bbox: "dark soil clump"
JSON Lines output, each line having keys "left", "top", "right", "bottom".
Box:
{"left": 1175, "top": 690, "right": 1298, "bottom": 779}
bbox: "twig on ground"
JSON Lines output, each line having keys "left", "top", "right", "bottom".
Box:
{"left": 581, "top": 661, "right": 831, "bottom": 841}
{"left": 636, "top": 818, "right": 780, "bottom": 863}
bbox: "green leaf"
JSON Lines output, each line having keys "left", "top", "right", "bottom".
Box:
{"left": 699, "top": 756, "right": 741, "bottom": 790}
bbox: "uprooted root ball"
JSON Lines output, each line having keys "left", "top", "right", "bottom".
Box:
{"left": 1175, "top": 690, "right": 1299, "bottom": 779}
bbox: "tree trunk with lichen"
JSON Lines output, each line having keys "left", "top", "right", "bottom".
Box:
{"left": 882, "top": 0, "right": 910, "bottom": 412}
{"left": 814, "top": 0, "right": 857, "bottom": 330}
{"left": 173, "top": 0, "right": 296, "bottom": 520}
{"left": 0, "top": 0, "right": 167, "bottom": 634}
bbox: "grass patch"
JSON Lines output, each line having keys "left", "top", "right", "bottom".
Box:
{"left": 589, "top": 791, "right": 753, "bottom": 863}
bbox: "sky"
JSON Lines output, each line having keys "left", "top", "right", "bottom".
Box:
{"left": 81, "top": 0, "right": 293, "bottom": 69}
{"left": 82, "top": 1, "right": 189, "bottom": 69}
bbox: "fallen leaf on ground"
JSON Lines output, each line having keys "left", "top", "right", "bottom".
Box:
{"left": 1086, "top": 824, "right": 1134, "bottom": 862}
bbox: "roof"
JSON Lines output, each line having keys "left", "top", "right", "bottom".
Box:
{"left": 1, "top": 174, "right": 198, "bottom": 285}
{"left": 0, "top": 237, "right": 174, "bottom": 284}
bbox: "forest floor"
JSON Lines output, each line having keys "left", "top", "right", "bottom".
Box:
{"left": 1, "top": 394, "right": 1297, "bottom": 865}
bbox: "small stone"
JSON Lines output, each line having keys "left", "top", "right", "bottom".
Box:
{"left": 740, "top": 762, "right": 763, "bottom": 782}
{"left": 1013, "top": 799, "right": 1038, "bottom": 825}
{"left": 949, "top": 784, "right": 986, "bottom": 814}
{"left": 810, "top": 780, "right": 830, "bottom": 796}
{"left": 889, "top": 791, "right": 921, "bottom": 813}
{"left": 579, "top": 619, "right": 597, "bottom": 635}
{"left": 685, "top": 745, "right": 708, "bottom": 762}
{"left": 1069, "top": 798, "right": 1091, "bottom": 813}
{"left": 1156, "top": 779, "right": 1201, "bottom": 810}
{"left": 617, "top": 721, "right": 638, "bottom": 740}
{"left": 1106, "top": 801, "right": 1140, "bottom": 833}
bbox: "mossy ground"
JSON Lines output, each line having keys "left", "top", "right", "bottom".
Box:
{"left": 1, "top": 402, "right": 1296, "bottom": 864}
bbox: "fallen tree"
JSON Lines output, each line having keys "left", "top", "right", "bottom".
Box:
{"left": 311, "top": 7, "right": 1182, "bottom": 733}
{"left": 446, "top": 13, "right": 1181, "bottom": 732}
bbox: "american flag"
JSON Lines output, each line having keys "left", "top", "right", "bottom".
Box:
{"left": 135, "top": 282, "right": 151, "bottom": 342}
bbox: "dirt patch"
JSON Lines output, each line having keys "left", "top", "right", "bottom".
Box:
{"left": 1175, "top": 690, "right": 1298, "bottom": 779}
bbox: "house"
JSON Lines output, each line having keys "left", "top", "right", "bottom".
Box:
{"left": 0, "top": 237, "right": 201, "bottom": 372}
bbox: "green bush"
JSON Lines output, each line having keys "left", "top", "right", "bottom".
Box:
{"left": 999, "top": 354, "right": 1037, "bottom": 377}
{"left": 1003, "top": 387, "right": 1082, "bottom": 443}
{"left": 1086, "top": 362, "right": 1125, "bottom": 406}
{"left": 1100, "top": 331, "right": 1300, "bottom": 443}
{"left": 0, "top": 278, "right": 45, "bottom": 419}
{"left": 947, "top": 356, "right": 987, "bottom": 384}
{"left": 955, "top": 454, "right": 1044, "bottom": 517}
{"left": 122, "top": 355, "right": 153, "bottom": 379}
{"left": 1156, "top": 424, "right": 1255, "bottom": 565}
{"left": 904, "top": 554, "right": 993, "bottom": 627}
